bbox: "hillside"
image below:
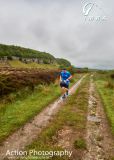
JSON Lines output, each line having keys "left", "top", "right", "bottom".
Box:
{"left": 0, "top": 44, "right": 71, "bottom": 68}
{"left": 0, "top": 44, "right": 54, "bottom": 61}
{"left": 56, "top": 58, "right": 71, "bottom": 67}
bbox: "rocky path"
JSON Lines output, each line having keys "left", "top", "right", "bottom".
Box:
{"left": 83, "top": 75, "right": 114, "bottom": 160}
{"left": 0, "top": 75, "right": 86, "bottom": 160}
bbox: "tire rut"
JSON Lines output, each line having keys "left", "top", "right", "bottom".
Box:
{"left": 83, "top": 75, "right": 114, "bottom": 160}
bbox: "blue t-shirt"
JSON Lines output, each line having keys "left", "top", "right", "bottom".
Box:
{"left": 60, "top": 71, "right": 71, "bottom": 84}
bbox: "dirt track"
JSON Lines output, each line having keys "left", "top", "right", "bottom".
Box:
{"left": 83, "top": 75, "right": 114, "bottom": 160}
{"left": 0, "top": 75, "right": 86, "bottom": 160}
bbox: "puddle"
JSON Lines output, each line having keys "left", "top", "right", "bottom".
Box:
{"left": 87, "top": 115, "right": 101, "bottom": 123}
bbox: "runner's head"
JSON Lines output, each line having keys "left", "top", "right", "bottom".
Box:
{"left": 62, "top": 68, "right": 66, "bottom": 73}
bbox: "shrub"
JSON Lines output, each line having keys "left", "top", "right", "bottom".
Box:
{"left": 105, "top": 80, "right": 114, "bottom": 89}
{"left": 7, "top": 56, "right": 13, "bottom": 60}
{"left": 110, "top": 74, "right": 114, "bottom": 79}
{"left": 0, "top": 68, "right": 59, "bottom": 96}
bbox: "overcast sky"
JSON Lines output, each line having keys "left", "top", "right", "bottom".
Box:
{"left": 0, "top": 0, "right": 113, "bottom": 69}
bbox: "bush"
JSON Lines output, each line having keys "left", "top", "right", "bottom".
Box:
{"left": 0, "top": 68, "right": 59, "bottom": 96}
{"left": 105, "top": 80, "right": 114, "bottom": 89}
{"left": 110, "top": 74, "right": 114, "bottom": 79}
{"left": 7, "top": 56, "right": 13, "bottom": 60}
{"left": 43, "top": 59, "right": 50, "bottom": 64}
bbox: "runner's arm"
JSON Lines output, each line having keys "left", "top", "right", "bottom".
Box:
{"left": 60, "top": 75, "right": 62, "bottom": 82}
{"left": 67, "top": 75, "right": 72, "bottom": 80}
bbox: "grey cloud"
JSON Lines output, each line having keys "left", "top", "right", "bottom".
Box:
{"left": 0, "top": 0, "right": 114, "bottom": 69}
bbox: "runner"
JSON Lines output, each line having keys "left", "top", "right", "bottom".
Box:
{"left": 60, "top": 68, "right": 72, "bottom": 99}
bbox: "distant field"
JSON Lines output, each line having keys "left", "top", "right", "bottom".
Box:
{"left": 0, "top": 62, "right": 9, "bottom": 67}
{"left": 8, "top": 60, "right": 58, "bottom": 69}
{"left": 0, "top": 60, "right": 58, "bottom": 69}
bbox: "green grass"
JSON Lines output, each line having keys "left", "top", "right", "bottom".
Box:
{"left": 0, "top": 84, "right": 61, "bottom": 143}
{"left": 8, "top": 60, "right": 58, "bottom": 69}
{"left": 22, "top": 76, "right": 89, "bottom": 160}
{"left": 0, "top": 74, "right": 82, "bottom": 143}
{"left": 8, "top": 60, "right": 27, "bottom": 68}
{"left": 95, "top": 74, "right": 114, "bottom": 135}
{"left": 74, "top": 139, "right": 86, "bottom": 149}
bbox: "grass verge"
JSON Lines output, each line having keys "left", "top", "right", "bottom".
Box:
{"left": 95, "top": 79, "right": 114, "bottom": 135}
{"left": 0, "top": 74, "right": 82, "bottom": 143}
{"left": 0, "top": 84, "right": 61, "bottom": 143}
{"left": 96, "top": 80, "right": 114, "bottom": 135}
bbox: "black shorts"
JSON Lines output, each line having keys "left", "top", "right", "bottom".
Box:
{"left": 60, "top": 81, "right": 69, "bottom": 88}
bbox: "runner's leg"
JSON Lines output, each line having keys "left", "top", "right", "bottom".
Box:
{"left": 65, "top": 84, "right": 69, "bottom": 96}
